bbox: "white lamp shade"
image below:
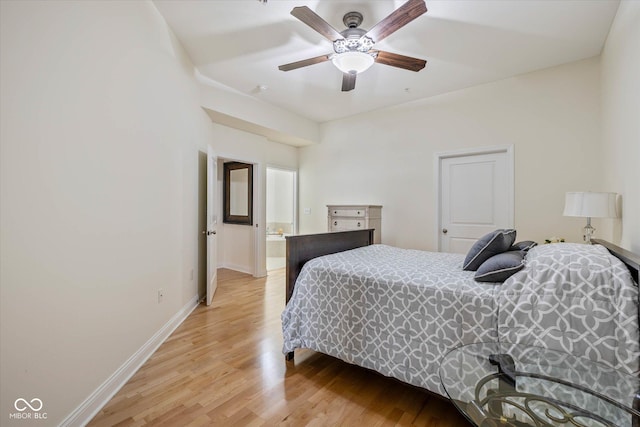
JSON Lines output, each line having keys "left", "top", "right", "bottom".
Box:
{"left": 563, "top": 192, "right": 619, "bottom": 218}
{"left": 332, "top": 52, "right": 374, "bottom": 74}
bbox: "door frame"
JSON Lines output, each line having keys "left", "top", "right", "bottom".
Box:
{"left": 434, "top": 145, "right": 515, "bottom": 252}
{"left": 253, "top": 161, "right": 265, "bottom": 277}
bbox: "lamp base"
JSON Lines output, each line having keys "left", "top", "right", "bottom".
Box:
{"left": 583, "top": 217, "right": 595, "bottom": 244}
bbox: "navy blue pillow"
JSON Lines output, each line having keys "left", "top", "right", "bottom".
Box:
{"left": 463, "top": 229, "right": 516, "bottom": 271}
{"left": 475, "top": 250, "right": 525, "bottom": 282}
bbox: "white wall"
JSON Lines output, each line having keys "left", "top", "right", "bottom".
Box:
{"left": 267, "top": 169, "right": 295, "bottom": 225}
{"left": 601, "top": 0, "right": 640, "bottom": 253}
{"left": 299, "top": 58, "right": 603, "bottom": 250}
{"left": 0, "top": 1, "right": 210, "bottom": 424}
{"left": 199, "top": 81, "right": 320, "bottom": 147}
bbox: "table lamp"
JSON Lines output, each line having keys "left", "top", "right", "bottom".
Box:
{"left": 563, "top": 192, "right": 619, "bottom": 244}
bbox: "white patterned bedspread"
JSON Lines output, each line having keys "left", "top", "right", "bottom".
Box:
{"left": 497, "top": 243, "right": 640, "bottom": 375}
{"left": 282, "top": 243, "right": 640, "bottom": 397}
{"left": 281, "top": 244, "right": 499, "bottom": 395}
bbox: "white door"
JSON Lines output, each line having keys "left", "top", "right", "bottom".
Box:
{"left": 438, "top": 148, "right": 513, "bottom": 254}
{"left": 206, "top": 146, "right": 218, "bottom": 305}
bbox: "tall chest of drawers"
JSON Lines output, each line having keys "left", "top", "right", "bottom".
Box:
{"left": 327, "top": 205, "right": 382, "bottom": 244}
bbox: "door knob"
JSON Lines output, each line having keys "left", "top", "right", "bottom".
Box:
{"left": 442, "top": 229, "right": 448, "bottom": 234}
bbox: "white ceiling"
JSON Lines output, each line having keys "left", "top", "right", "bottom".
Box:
{"left": 153, "top": 0, "right": 619, "bottom": 123}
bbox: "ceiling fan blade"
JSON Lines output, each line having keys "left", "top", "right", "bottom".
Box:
{"left": 374, "top": 50, "right": 426, "bottom": 72}
{"left": 341, "top": 72, "right": 357, "bottom": 92}
{"left": 364, "top": 0, "right": 427, "bottom": 43}
{"left": 278, "top": 54, "right": 331, "bottom": 72}
{"left": 291, "top": 6, "right": 343, "bottom": 42}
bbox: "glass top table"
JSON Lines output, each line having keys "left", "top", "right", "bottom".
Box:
{"left": 439, "top": 342, "right": 640, "bottom": 427}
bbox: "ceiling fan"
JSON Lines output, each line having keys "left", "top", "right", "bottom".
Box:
{"left": 278, "top": 0, "right": 428, "bottom": 92}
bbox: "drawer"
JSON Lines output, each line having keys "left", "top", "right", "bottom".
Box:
{"left": 330, "top": 208, "right": 366, "bottom": 218}
{"left": 330, "top": 219, "right": 366, "bottom": 230}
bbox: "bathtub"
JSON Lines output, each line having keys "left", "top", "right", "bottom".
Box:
{"left": 266, "top": 234, "right": 287, "bottom": 258}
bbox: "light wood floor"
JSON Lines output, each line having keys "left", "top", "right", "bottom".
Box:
{"left": 89, "top": 268, "right": 470, "bottom": 426}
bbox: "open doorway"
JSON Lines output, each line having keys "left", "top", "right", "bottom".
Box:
{"left": 217, "top": 157, "right": 259, "bottom": 275}
{"left": 266, "top": 167, "right": 297, "bottom": 271}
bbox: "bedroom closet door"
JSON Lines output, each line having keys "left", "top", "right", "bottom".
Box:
{"left": 438, "top": 147, "right": 514, "bottom": 254}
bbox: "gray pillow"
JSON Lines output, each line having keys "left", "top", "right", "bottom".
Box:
{"left": 475, "top": 250, "right": 525, "bottom": 282}
{"left": 509, "top": 240, "right": 537, "bottom": 252}
{"left": 463, "top": 229, "right": 517, "bottom": 271}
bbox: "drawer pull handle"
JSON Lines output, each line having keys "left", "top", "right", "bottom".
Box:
{"left": 357, "top": 222, "right": 361, "bottom": 227}
{"left": 334, "top": 221, "right": 337, "bottom": 226}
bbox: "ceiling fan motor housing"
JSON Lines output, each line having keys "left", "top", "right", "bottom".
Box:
{"left": 333, "top": 11, "right": 375, "bottom": 54}
{"left": 343, "top": 11, "right": 363, "bottom": 28}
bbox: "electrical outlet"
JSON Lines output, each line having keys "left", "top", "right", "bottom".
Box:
{"left": 158, "top": 289, "right": 164, "bottom": 303}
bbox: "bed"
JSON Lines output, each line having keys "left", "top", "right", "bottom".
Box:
{"left": 281, "top": 229, "right": 640, "bottom": 398}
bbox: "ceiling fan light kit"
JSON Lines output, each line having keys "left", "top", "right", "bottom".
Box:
{"left": 332, "top": 51, "right": 375, "bottom": 74}
{"left": 279, "top": 0, "right": 428, "bottom": 92}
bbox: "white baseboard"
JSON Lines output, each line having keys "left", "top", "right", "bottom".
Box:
{"left": 59, "top": 295, "right": 200, "bottom": 427}
{"left": 220, "top": 262, "right": 253, "bottom": 275}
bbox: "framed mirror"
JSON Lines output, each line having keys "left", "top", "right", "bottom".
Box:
{"left": 223, "top": 161, "right": 253, "bottom": 225}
